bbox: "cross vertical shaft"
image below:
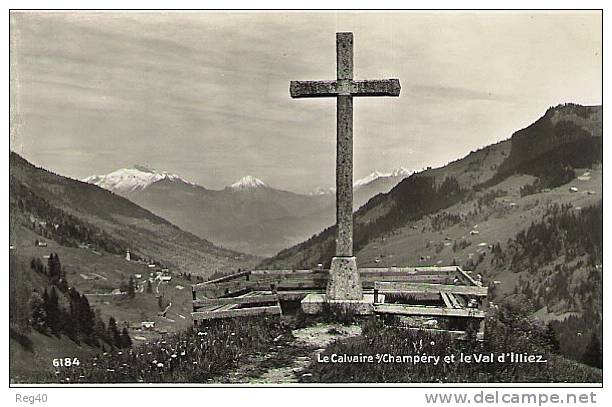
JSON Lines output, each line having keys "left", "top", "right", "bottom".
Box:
{"left": 336, "top": 32, "right": 354, "bottom": 257}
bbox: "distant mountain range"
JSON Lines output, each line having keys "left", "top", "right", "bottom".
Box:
{"left": 82, "top": 164, "right": 413, "bottom": 256}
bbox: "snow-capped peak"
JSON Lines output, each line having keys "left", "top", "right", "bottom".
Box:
{"left": 310, "top": 167, "right": 413, "bottom": 194}
{"left": 391, "top": 167, "right": 412, "bottom": 178}
{"left": 353, "top": 170, "right": 392, "bottom": 189}
{"left": 309, "top": 186, "right": 336, "bottom": 196}
{"left": 229, "top": 175, "right": 267, "bottom": 190}
{"left": 83, "top": 165, "right": 193, "bottom": 194}
{"left": 353, "top": 168, "right": 412, "bottom": 189}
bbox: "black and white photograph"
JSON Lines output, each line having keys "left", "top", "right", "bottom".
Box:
{"left": 7, "top": 7, "right": 604, "bottom": 391}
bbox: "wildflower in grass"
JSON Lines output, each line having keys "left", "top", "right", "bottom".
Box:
{"left": 157, "top": 363, "right": 164, "bottom": 368}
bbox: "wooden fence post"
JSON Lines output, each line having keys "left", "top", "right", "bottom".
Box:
{"left": 478, "top": 318, "right": 486, "bottom": 341}
{"left": 192, "top": 287, "right": 197, "bottom": 327}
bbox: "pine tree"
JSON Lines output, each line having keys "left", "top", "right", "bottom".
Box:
{"left": 67, "top": 287, "right": 82, "bottom": 340}
{"left": 47, "top": 253, "right": 54, "bottom": 278}
{"left": 48, "top": 253, "right": 60, "bottom": 283}
{"left": 127, "top": 275, "right": 136, "bottom": 298}
{"left": 120, "top": 327, "right": 132, "bottom": 348}
{"left": 41, "top": 289, "right": 50, "bottom": 331}
{"left": 78, "top": 294, "right": 95, "bottom": 343}
{"left": 107, "top": 317, "right": 121, "bottom": 349}
{"left": 582, "top": 332, "right": 602, "bottom": 369}
{"left": 93, "top": 309, "right": 108, "bottom": 346}
{"left": 47, "top": 287, "right": 60, "bottom": 335}
{"left": 29, "top": 291, "right": 47, "bottom": 333}
{"left": 542, "top": 322, "right": 560, "bottom": 353}
{"left": 61, "top": 308, "right": 77, "bottom": 341}
{"left": 57, "top": 254, "right": 64, "bottom": 280}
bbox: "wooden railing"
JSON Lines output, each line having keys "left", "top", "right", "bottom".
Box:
{"left": 190, "top": 266, "right": 486, "bottom": 328}
{"left": 192, "top": 266, "right": 468, "bottom": 297}
{"left": 372, "top": 277, "right": 489, "bottom": 340}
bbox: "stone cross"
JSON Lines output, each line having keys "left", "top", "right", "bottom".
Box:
{"left": 290, "top": 32, "right": 400, "bottom": 300}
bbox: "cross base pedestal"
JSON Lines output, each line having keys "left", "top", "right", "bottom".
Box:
{"left": 301, "top": 256, "right": 376, "bottom": 315}
{"left": 326, "top": 256, "right": 363, "bottom": 300}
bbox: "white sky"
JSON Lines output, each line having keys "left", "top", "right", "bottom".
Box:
{"left": 10, "top": 11, "right": 602, "bottom": 193}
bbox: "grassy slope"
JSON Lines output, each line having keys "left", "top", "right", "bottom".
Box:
{"left": 24, "top": 311, "right": 602, "bottom": 384}
{"left": 48, "top": 317, "right": 284, "bottom": 384}
{"left": 307, "top": 315, "right": 601, "bottom": 383}
{"left": 357, "top": 167, "right": 601, "bottom": 287}
{"left": 9, "top": 225, "right": 200, "bottom": 381}
{"left": 9, "top": 328, "right": 103, "bottom": 384}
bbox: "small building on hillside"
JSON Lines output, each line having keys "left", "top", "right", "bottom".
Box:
{"left": 141, "top": 321, "right": 155, "bottom": 330}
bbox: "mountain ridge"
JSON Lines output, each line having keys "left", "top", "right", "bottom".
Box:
{"left": 83, "top": 165, "right": 195, "bottom": 194}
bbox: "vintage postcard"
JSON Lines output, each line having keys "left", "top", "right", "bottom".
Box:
{"left": 8, "top": 8, "right": 603, "bottom": 392}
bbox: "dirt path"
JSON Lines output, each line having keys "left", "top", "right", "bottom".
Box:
{"left": 215, "top": 323, "right": 362, "bottom": 384}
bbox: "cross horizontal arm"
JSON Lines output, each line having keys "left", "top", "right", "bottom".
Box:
{"left": 290, "top": 79, "right": 401, "bottom": 98}
{"left": 351, "top": 79, "right": 401, "bottom": 97}
{"left": 290, "top": 80, "right": 338, "bottom": 98}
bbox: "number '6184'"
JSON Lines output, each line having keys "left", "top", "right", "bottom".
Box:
{"left": 52, "top": 358, "right": 80, "bottom": 367}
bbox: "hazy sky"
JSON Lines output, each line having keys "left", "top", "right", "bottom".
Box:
{"left": 10, "top": 11, "right": 602, "bottom": 193}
